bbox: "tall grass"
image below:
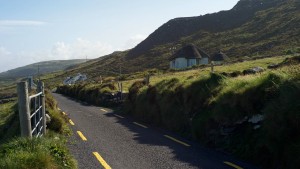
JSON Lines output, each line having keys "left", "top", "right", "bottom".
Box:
{"left": 0, "top": 90, "right": 76, "bottom": 169}
{"left": 57, "top": 82, "right": 118, "bottom": 106}
{"left": 0, "top": 136, "right": 77, "bottom": 169}
{"left": 125, "top": 62, "right": 300, "bottom": 168}
{"left": 52, "top": 55, "right": 299, "bottom": 168}
{"left": 0, "top": 102, "right": 19, "bottom": 143}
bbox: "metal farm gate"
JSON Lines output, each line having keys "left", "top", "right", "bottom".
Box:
{"left": 17, "top": 81, "right": 46, "bottom": 138}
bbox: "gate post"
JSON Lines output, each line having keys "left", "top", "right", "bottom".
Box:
{"left": 38, "top": 81, "right": 46, "bottom": 135}
{"left": 17, "top": 81, "right": 32, "bottom": 138}
{"left": 27, "top": 77, "right": 32, "bottom": 92}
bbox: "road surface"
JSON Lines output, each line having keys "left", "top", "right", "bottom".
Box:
{"left": 53, "top": 93, "right": 258, "bottom": 169}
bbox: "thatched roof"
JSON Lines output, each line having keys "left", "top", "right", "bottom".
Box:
{"left": 211, "top": 51, "right": 229, "bottom": 61}
{"left": 170, "top": 44, "right": 210, "bottom": 60}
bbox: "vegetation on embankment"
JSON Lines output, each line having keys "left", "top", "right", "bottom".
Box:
{"left": 125, "top": 62, "right": 300, "bottom": 168}
{"left": 56, "top": 82, "right": 118, "bottom": 107}
{"left": 0, "top": 102, "right": 19, "bottom": 142}
{"left": 0, "top": 90, "right": 77, "bottom": 169}
{"left": 54, "top": 55, "right": 299, "bottom": 168}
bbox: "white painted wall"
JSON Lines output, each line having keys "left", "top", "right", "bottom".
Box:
{"left": 187, "top": 59, "right": 197, "bottom": 67}
{"left": 200, "top": 58, "right": 209, "bottom": 65}
{"left": 170, "top": 57, "right": 209, "bottom": 69}
{"left": 174, "top": 57, "right": 187, "bottom": 69}
{"left": 170, "top": 60, "right": 175, "bottom": 68}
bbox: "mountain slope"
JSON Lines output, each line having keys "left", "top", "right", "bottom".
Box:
{"left": 122, "top": 0, "right": 299, "bottom": 69}
{"left": 0, "top": 59, "right": 87, "bottom": 79}
{"left": 182, "top": 0, "right": 300, "bottom": 57}
{"left": 44, "top": 0, "right": 300, "bottom": 79}
{"left": 127, "top": 0, "right": 289, "bottom": 58}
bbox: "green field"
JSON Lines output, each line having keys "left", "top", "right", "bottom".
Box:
{"left": 55, "top": 55, "right": 300, "bottom": 169}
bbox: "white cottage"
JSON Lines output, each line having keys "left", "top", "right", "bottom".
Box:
{"left": 63, "top": 73, "right": 87, "bottom": 85}
{"left": 170, "top": 44, "right": 210, "bottom": 69}
{"left": 211, "top": 51, "right": 229, "bottom": 65}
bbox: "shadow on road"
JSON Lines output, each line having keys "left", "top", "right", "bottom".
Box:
{"left": 55, "top": 93, "right": 258, "bottom": 169}
{"left": 103, "top": 111, "right": 258, "bottom": 169}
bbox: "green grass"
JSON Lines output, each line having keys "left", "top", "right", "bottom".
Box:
{"left": 0, "top": 90, "right": 77, "bottom": 169}
{"left": 124, "top": 56, "right": 300, "bottom": 169}
{"left": 118, "top": 55, "right": 291, "bottom": 92}
{"left": 0, "top": 102, "right": 19, "bottom": 143}
{"left": 0, "top": 102, "right": 15, "bottom": 128}
{"left": 56, "top": 82, "right": 118, "bottom": 107}
{"left": 0, "top": 135, "right": 77, "bottom": 169}
{"left": 49, "top": 55, "right": 299, "bottom": 168}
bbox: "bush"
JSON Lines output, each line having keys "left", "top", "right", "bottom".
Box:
{"left": 56, "top": 82, "right": 119, "bottom": 107}
{"left": 0, "top": 137, "right": 77, "bottom": 169}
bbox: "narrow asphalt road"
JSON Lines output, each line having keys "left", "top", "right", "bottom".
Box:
{"left": 53, "top": 93, "right": 258, "bottom": 169}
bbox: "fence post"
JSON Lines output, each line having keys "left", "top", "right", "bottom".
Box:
{"left": 27, "top": 77, "right": 32, "bottom": 92}
{"left": 38, "top": 81, "right": 46, "bottom": 135}
{"left": 17, "top": 81, "right": 32, "bottom": 138}
{"left": 120, "top": 82, "right": 123, "bottom": 100}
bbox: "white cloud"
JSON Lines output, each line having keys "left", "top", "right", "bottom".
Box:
{"left": 0, "top": 46, "right": 28, "bottom": 73}
{"left": 51, "top": 38, "right": 113, "bottom": 60}
{"left": 0, "top": 46, "right": 11, "bottom": 56}
{"left": 121, "top": 34, "right": 147, "bottom": 50}
{"left": 0, "top": 38, "right": 114, "bottom": 73}
{"left": 51, "top": 42, "right": 71, "bottom": 60}
{"left": 0, "top": 20, "right": 46, "bottom": 27}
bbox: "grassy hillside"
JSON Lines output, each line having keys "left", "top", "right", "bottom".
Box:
{"left": 43, "top": 0, "right": 299, "bottom": 78}
{"left": 0, "top": 59, "right": 87, "bottom": 79}
{"left": 55, "top": 55, "right": 300, "bottom": 168}
{"left": 126, "top": 0, "right": 299, "bottom": 69}
{"left": 125, "top": 56, "right": 300, "bottom": 169}
{"left": 128, "top": 0, "right": 290, "bottom": 57}
{"left": 0, "top": 59, "right": 88, "bottom": 99}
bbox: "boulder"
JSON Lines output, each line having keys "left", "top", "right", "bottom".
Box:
{"left": 243, "top": 67, "right": 264, "bottom": 75}
{"left": 248, "top": 114, "right": 264, "bottom": 124}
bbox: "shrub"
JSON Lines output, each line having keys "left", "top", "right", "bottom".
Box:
{"left": 0, "top": 137, "right": 77, "bottom": 169}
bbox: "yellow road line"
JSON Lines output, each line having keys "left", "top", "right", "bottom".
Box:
{"left": 224, "top": 161, "right": 243, "bottom": 169}
{"left": 114, "top": 114, "right": 124, "bottom": 119}
{"left": 77, "top": 131, "right": 87, "bottom": 141}
{"left": 93, "top": 152, "right": 112, "bottom": 169}
{"left": 69, "top": 119, "right": 75, "bottom": 125}
{"left": 100, "top": 108, "right": 107, "bottom": 112}
{"left": 62, "top": 112, "right": 66, "bottom": 115}
{"left": 164, "top": 135, "right": 190, "bottom": 147}
{"left": 133, "top": 122, "right": 148, "bottom": 128}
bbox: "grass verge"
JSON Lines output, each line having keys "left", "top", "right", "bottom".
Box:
{"left": 125, "top": 57, "right": 300, "bottom": 169}
{"left": 0, "top": 89, "right": 77, "bottom": 169}
{"left": 0, "top": 134, "right": 77, "bottom": 169}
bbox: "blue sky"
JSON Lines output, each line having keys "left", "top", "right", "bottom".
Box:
{"left": 0, "top": 0, "right": 239, "bottom": 72}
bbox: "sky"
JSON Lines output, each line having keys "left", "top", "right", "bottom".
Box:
{"left": 0, "top": 0, "right": 239, "bottom": 73}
